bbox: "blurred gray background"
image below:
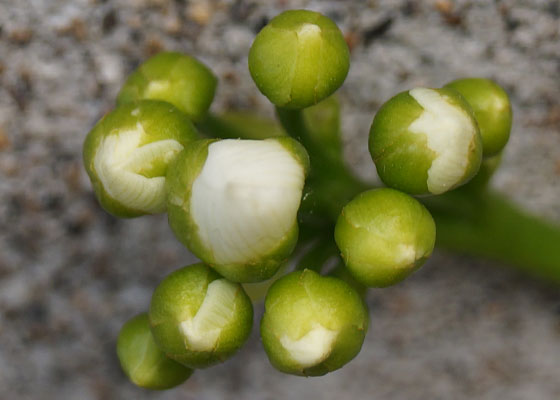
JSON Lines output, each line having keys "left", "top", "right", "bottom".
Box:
{"left": 1, "top": 0, "right": 559, "bottom": 399}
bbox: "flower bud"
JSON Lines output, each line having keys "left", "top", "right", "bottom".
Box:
{"left": 369, "top": 87, "right": 483, "bottom": 195}
{"left": 166, "top": 137, "right": 309, "bottom": 283}
{"left": 249, "top": 10, "right": 350, "bottom": 109}
{"left": 116, "top": 313, "right": 193, "bottom": 390}
{"left": 83, "top": 101, "right": 198, "bottom": 217}
{"left": 444, "top": 78, "right": 512, "bottom": 157}
{"left": 149, "top": 263, "right": 253, "bottom": 369}
{"left": 117, "top": 52, "right": 217, "bottom": 122}
{"left": 335, "top": 188, "right": 436, "bottom": 287}
{"left": 260, "top": 269, "right": 368, "bottom": 376}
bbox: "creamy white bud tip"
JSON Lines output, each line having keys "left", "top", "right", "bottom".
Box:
{"left": 93, "top": 123, "right": 183, "bottom": 213}
{"left": 179, "top": 279, "right": 238, "bottom": 351}
{"left": 280, "top": 324, "right": 338, "bottom": 368}
{"left": 408, "top": 88, "right": 477, "bottom": 195}
{"left": 190, "top": 139, "right": 305, "bottom": 264}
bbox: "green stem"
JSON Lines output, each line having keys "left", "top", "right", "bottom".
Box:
{"left": 423, "top": 190, "right": 560, "bottom": 285}
{"left": 276, "top": 107, "right": 369, "bottom": 221}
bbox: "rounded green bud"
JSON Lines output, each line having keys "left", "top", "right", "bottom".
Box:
{"left": 249, "top": 10, "right": 350, "bottom": 109}
{"left": 116, "top": 313, "right": 193, "bottom": 390}
{"left": 334, "top": 188, "right": 436, "bottom": 287}
{"left": 83, "top": 101, "right": 198, "bottom": 217}
{"left": 444, "top": 78, "right": 512, "bottom": 157}
{"left": 166, "top": 137, "right": 310, "bottom": 283}
{"left": 149, "top": 263, "right": 253, "bottom": 369}
{"left": 260, "top": 269, "right": 368, "bottom": 376}
{"left": 117, "top": 52, "right": 217, "bottom": 122}
{"left": 369, "top": 87, "right": 483, "bottom": 195}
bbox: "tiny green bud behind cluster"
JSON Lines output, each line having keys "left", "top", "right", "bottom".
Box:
{"left": 117, "top": 52, "right": 217, "bottom": 122}
{"left": 335, "top": 188, "right": 436, "bottom": 287}
{"left": 369, "top": 87, "right": 483, "bottom": 195}
{"left": 83, "top": 101, "right": 198, "bottom": 217}
{"left": 444, "top": 78, "right": 512, "bottom": 157}
{"left": 116, "top": 313, "right": 193, "bottom": 390}
{"left": 166, "top": 137, "right": 309, "bottom": 283}
{"left": 260, "top": 269, "right": 368, "bottom": 376}
{"left": 249, "top": 10, "right": 350, "bottom": 109}
{"left": 149, "top": 263, "right": 253, "bottom": 369}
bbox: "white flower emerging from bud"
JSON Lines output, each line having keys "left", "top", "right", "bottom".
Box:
{"left": 149, "top": 264, "right": 253, "bottom": 369}
{"left": 166, "top": 138, "right": 309, "bottom": 283}
{"left": 369, "top": 87, "right": 482, "bottom": 195}
{"left": 83, "top": 101, "right": 198, "bottom": 217}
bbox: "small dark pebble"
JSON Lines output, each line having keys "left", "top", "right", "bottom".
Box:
{"left": 230, "top": 0, "right": 256, "bottom": 21}
{"left": 102, "top": 9, "right": 118, "bottom": 34}
{"left": 8, "top": 28, "right": 33, "bottom": 45}
{"left": 363, "top": 17, "right": 393, "bottom": 45}
{"left": 401, "top": 0, "right": 419, "bottom": 16}
{"left": 7, "top": 70, "right": 33, "bottom": 111}
{"left": 253, "top": 16, "right": 268, "bottom": 33}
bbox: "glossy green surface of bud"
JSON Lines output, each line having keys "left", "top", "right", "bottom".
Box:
{"left": 335, "top": 188, "right": 436, "bottom": 287}
{"left": 149, "top": 263, "right": 253, "bottom": 369}
{"left": 369, "top": 87, "right": 483, "bottom": 195}
{"left": 83, "top": 101, "right": 198, "bottom": 217}
{"left": 117, "top": 52, "right": 217, "bottom": 122}
{"left": 261, "top": 269, "right": 368, "bottom": 376}
{"left": 444, "top": 78, "right": 512, "bottom": 157}
{"left": 116, "top": 313, "right": 193, "bottom": 390}
{"left": 249, "top": 10, "right": 350, "bottom": 109}
{"left": 166, "top": 137, "right": 309, "bottom": 283}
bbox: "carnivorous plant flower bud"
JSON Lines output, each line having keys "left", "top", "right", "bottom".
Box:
{"left": 117, "top": 52, "right": 217, "bottom": 122}
{"left": 83, "top": 101, "right": 198, "bottom": 217}
{"left": 149, "top": 263, "right": 253, "bottom": 369}
{"left": 166, "top": 137, "right": 310, "bottom": 283}
{"left": 116, "top": 313, "right": 193, "bottom": 390}
{"left": 444, "top": 78, "right": 512, "bottom": 157}
{"left": 335, "top": 188, "right": 436, "bottom": 287}
{"left": 260, "top": 269, "right": 368, "bottom": 376}
{"left": 249, "top": 10, "right": 350, "bottom": 109}
{"left": 369, "top": 87, "right": 483, "bottom": 195}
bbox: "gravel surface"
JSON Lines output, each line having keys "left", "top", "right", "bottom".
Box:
{"left": 0, "top": 0, "right": 559, "bottom": 399}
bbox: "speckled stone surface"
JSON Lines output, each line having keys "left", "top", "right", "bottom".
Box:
{"left": 0, "top": 0, "right": 559, "bottom": 399}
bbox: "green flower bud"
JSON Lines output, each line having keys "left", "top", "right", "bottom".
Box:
{"left": 334, "top": 188, "right": 436, "bottom": 287}
{"left": 249, "top": 10, "right": 350, "bottom": 109}
{"left": 149, "top": 263, "right": 253, "bottom": 369}
{"left": 83, "top": 101, "right": 198, "bottom": 217}
{"left": 166, "top": 137, "right": 310, "bottom": 283}
{"left": 117, "top": 52, "right": 217, "bottom": 122}
{"left": 260, "top": 269, "right": 368, "bottom": 376}
{"left": 116, "top": 313, "right": 193, "bottom": 390}
{"left": 369, "top": 87, "right": 483, "bottom": 195}
{"left": 444, "top": 78, "right": 512, "bottom": 157}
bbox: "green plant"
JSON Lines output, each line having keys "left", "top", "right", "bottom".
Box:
{"left": 82, "top": 8, "right": 560, "bottom": 389}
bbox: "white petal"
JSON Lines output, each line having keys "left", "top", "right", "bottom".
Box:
{"left": 93, "top": 126, "right": 183, "bottom": 213}
{"left": 190, "top": 140, "right": 305, "bottom": 264}
{"left": 408, "top": 88, "right": 477, "bottom": 194}
{"left": 178, "top": 279, "right": 238, "bottom": 351}
{"left": 280, "top": 323, "right": 338, "bottom": 368}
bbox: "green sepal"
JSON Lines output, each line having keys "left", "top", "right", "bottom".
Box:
{"left": 444, "top": 78, "right": 512, "bottom": 157}
{"left": 117, "top": 52, "right": 217, "bottom": 122}
{"left": 335, "top": 188, "right": 436, "bottom": 287}
{"left": 260, "top": 269, "right": 368, "bottom": 376}
{"left": 249, "top": 10, "right": 349, "bottom": 109}
{"left": 116, "top": 313, "right": 193, "bottom": 390}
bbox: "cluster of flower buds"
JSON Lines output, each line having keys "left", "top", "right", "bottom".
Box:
{"left": 83, "top": 8, "right": 512, "bottom": 390}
